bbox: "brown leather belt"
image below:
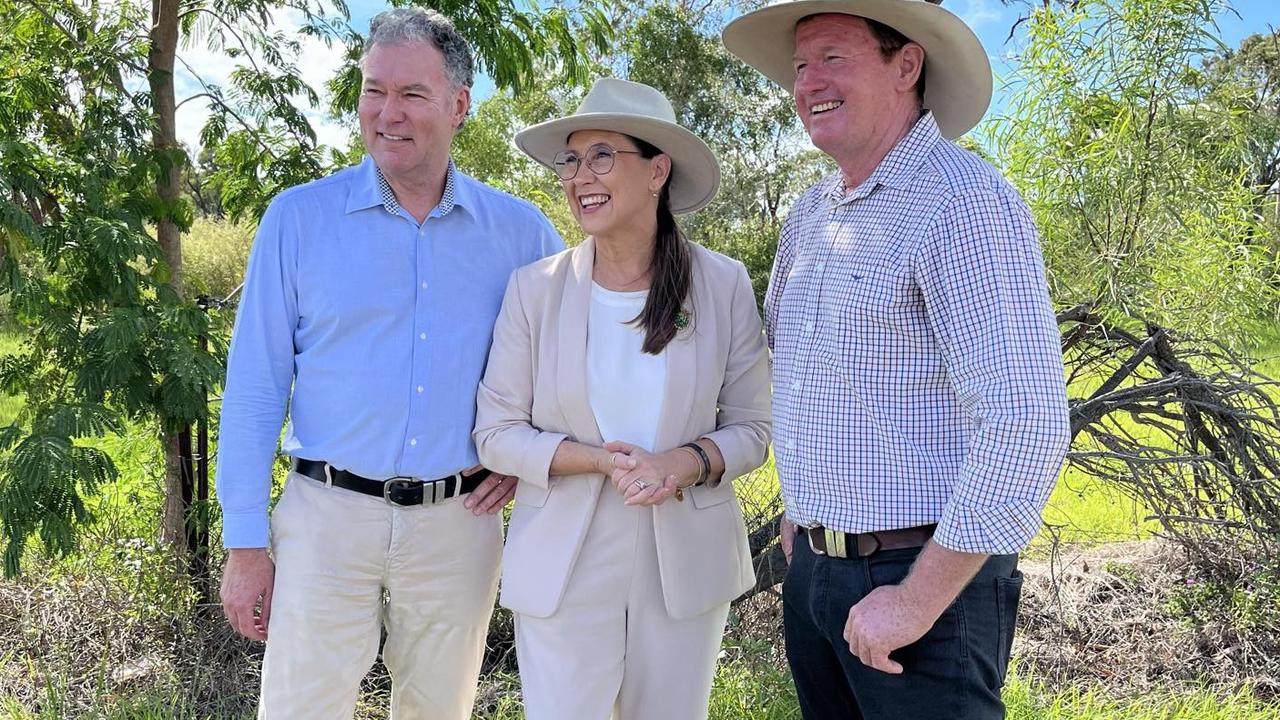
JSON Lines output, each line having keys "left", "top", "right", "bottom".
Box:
{"left": 805, "top": 523, "right": 937, "bottom": 559}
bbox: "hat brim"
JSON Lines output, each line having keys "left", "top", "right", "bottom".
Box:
{"left": 722, "top": 0, "right": 992, "bottom": 140}
{"left": 515, "top": 112, "right": 721, "bottom": 215}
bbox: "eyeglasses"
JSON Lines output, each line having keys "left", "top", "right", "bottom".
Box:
{"left": 551, "top": 144, "right": 643, "bottom": 180}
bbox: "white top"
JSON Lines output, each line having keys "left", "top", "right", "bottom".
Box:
{"left": 586, "top": 282, "right": 668, "bottom": 452}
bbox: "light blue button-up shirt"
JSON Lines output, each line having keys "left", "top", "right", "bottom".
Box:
{"left": 216, "top": 156, "right": 563, "bottom": 547}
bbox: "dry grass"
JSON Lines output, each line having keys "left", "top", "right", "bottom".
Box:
{"left": 1016, "top": 538, "right": 1280, "bottom": 698}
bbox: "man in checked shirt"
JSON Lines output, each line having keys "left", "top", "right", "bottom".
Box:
{"left": 724, "top": 1, "right": 1070, "bottom": 718}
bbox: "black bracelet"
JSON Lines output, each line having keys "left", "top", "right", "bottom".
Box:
{"left": 680, "top": 442, "right": 712, "bottom": 486}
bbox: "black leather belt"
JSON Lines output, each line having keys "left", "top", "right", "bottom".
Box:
{"left": 806, "top": 523, "right": 936, "bottom": 559}
{"left": 293, "top": 458, "right": 489, "bottom": 506}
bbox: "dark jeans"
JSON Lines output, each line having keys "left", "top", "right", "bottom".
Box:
{"left": 783, "top": 536, "right": 1022, "bottom": 720}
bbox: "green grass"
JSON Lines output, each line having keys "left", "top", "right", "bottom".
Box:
{"left": 4, "top": 664, "right": 1276, "bottom": 720}
{"left": 1004, "top": 680, "right": 1280, "bottom": 719}
{"left": 1039, "top": 466, "right": 1159, "bottom": 544}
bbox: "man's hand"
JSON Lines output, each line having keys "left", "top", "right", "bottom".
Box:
{"left": 781, "top": 516, "right": 797, "bottom": 565}
{"left": 843, "top": 584, "right": 938, "bottom": 674}
{"left": 463, "top": 464, "right": 517, "bottom": 515}
{"left": 221, "top": 547, "right": 275, "bottom": 641}
{"left": 843, "top": 541, "right": 989, "bottom": 674}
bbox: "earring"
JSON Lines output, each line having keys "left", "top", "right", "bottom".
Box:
{"left": 651, "top": 191, "right": 658, "bottom": 198}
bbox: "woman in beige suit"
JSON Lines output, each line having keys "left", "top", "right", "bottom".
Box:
{"left": 473, "top": 78, "right": 771, "bottom": 720}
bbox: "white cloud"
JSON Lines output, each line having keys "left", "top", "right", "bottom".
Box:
{"left": 957, "top": 0, "right": 1002, "bottom": 30}
{"left": 172, "top": 7, "right": 354, "bottom": 153}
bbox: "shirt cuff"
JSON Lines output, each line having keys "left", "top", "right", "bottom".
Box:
{"left": 221, "top": 510, "right": 270, "bottom": 549}
{"left": 933, "top": 498, "right": 1045, "bottom": 555}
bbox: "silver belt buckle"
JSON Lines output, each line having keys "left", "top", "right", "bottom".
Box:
{"left": 806, "top": 526, "right": 825, "bottom": 556}
{"left": 383, "top": 478, "right": 421, "bottom": 505}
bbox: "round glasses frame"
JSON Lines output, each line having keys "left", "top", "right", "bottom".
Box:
{"left": 551, "top": 144, "right": 643, "bottom": 181}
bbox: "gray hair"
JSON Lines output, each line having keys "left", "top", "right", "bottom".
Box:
{"left": 364, "top": 8, "right": 475, "bottom": 90}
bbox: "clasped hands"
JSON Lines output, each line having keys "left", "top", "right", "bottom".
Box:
{"left": 599, "top": 440, "right": 694, "bottom": 506}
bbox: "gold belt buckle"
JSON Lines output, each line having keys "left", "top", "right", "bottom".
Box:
{"left": 806, "top": 526, "right": 850, "bottom": 559}
{"left": 825, "top": 528, "right": 848, "bottom": 559}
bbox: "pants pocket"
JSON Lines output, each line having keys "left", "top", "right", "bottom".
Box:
{"left": 994, "top": 569, "right": 1024, "bottom": 683}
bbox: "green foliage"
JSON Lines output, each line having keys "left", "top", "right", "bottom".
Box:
{"left": 996, "top": 0, "right": 1279, "bottom": 346}
{"left": 1202, "top": 30, "right": 1280, "bottom": 208}
{"left": 208, "top": 0, "right": 618, "bottom": 222}
{"left": 182, "top": 220, "right": 255, "bottom": 302}
{"left": 451, "top": 80, "right": 590, "bottom": 245}
{"left": 620, "top": 4, "right": 830, "bottom": 309}
{"left": 0, "top": 1, "right": 229, "bottom": 575}
{"left": 0, "top": 0, "right": 617, "bottom": 576}
{"left": 1166, "top": 562, "right": 1280, "bottom": 636}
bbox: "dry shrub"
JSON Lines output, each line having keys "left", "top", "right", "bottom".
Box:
{"left": 1016, "top": 538, "right": 1280, "bottom": 698}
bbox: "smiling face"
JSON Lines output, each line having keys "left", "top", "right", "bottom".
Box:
{"left": 358, "top": 40, "right": 470, "bottom": 188}
{"left": 792, "top": 14, "right": 923, "bottom": 172}
{"left": 559, "top": 130, "right": 670, "bottom": 241}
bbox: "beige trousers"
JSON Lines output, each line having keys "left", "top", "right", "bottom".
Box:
{"left": 258, "top": 472, "right": 502, "bottom": 719}
{"left": 513, "top": 487, "right": 730, "bottom": 720}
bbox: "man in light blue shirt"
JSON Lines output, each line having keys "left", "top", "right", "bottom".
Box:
{"left": 214, "top": 8, "right": 562, "bottom": 718}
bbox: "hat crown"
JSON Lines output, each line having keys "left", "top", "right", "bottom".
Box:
{"left": 574, "top": 78, "right": 678, "bottom": 125}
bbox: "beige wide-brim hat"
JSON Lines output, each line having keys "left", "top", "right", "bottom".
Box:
{"left": 722, "top": 0, "right": 992, "bottom": 140}
{"left": 515, "top": 78, "right": 721, "bottom": 215}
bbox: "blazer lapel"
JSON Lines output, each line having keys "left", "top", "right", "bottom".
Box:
{"left": 556, "top": 238, "right": 605, "bottom": 447}
{"left": 653, "top": 258, "right": 699, "bottom": 451}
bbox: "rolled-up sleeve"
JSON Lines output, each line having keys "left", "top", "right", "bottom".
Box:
{"left": 701, "top": 262, "right": 773, "bottom": 484}
{"left": 915, "top": 189, "right": 1070, "bottom": 554}
{"left": 473, "top": 270, "right": 567, "bottom": 489}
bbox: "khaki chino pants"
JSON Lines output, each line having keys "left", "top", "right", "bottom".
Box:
{"left": 259, "top": 472, "right": 502, "bottom": 719}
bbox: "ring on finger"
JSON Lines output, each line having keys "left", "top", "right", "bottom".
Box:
{"left": 632, "top": 479, "right": 649, "bottom": 491}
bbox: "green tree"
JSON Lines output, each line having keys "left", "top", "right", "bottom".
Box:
{"left": 0, "top": 0, "right": 613, "bottom": 576}
{"left": 996, "top": 0, "right": 1278, "bottom": 345}
{"left": 621, "top": 3, "right": 829, "bottom": 307}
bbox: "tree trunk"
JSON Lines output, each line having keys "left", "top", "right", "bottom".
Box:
{"left": 149, "top": 0, "right": 188, "bottom": 552}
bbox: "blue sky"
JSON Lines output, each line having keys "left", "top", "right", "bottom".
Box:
{"left": 173, "top": 1, "right": 1280, "bottom": 151}
{"left": 356, "top": 0, "right": 1280, "bottom": 110}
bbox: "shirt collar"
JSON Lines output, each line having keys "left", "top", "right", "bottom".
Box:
{"left": 829, "top": 111, "right": 943, "bottom": 203}
{"left": 345, "top": 155, "right": 467, "bottom": 218}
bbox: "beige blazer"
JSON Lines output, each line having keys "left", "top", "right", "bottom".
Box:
{"left": 474, "top": 238, "right": 771, "bottom": 620}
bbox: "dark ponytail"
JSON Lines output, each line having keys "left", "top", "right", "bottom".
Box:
{"left": 630, "top": 136, "right": 691, "bottom": 355}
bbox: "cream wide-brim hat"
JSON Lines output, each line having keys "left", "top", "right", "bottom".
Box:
{"left": 722, "top": 0, "right": 992, "bottom": 140}
{"left": 514, "top": 78, "right": 721, "bottom": 215}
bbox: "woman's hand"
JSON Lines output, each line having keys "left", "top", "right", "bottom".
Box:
{"left": 602, "top": 441, "right": 695, "bottom": 506}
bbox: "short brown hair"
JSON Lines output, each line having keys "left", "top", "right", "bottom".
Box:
{"left": 863, "top": 17, "right": 926, "bottom": 103}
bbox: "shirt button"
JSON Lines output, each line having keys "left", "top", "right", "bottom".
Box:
{"left": 409, "top": 438, "right": 418, "bottom": 446}
{"left": 815, "top": 262, "right": 825, "bottom": 272}
{"left": 790, "top": 380, "right": 800, "bottom": 391}
{"left": 785, "top": 440, "right": 795, "bottom": 451}
{"left": 419, "top": 332, "right": 427, "bottom": 340}
{"left": 803, "top": 321, "right": 814, "bottom": 334}
{"left": 416, "top": 385, "right": 424, "bottom": 393}
{"left": 420, "top": 281, "right": 428, "bottom": 290}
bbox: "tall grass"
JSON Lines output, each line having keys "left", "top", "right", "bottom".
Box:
{"left": 3, "top": 662, "right": 1277, "bottom": 720}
